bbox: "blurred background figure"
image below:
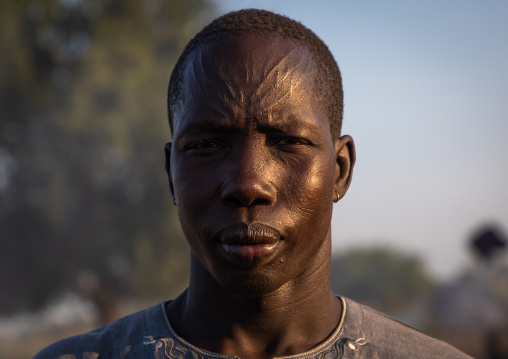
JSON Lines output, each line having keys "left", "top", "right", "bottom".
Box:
{"left": 430, "top": 226, "right": 508, "bottom": 359}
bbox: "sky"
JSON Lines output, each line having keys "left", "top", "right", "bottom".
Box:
{"left": 216, "top": 0, "right": 508, "bottom": 279}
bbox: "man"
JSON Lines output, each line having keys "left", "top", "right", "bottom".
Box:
{"left": 35, "top": 9, "right": 471, "bottom": 359}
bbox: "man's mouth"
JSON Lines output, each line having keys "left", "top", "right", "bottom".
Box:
{"left": 216, "top": 222, "right": 282, "bottom": 266}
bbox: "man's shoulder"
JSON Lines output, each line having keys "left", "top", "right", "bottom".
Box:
{"left": 341, "top": 297, "right": 472, "bottom": 358}
{"left": 32, "top": 302, "right": 169, "bottom": 359}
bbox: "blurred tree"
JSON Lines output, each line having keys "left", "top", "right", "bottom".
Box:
{"left": 0, "top": 0, "right": 214, "bottom": 324}
{"left": 330, "top": 247, "right": 434, "bottom": 315}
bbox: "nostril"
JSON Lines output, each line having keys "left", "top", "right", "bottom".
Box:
{"left": 250, "top": 198, "right": 270, "bottom": 206}
{"left": 222, "top": 186, "right": 275, "bottom": 208}
{"left": 223, "top": 193, "right": 270, "bottom": 207}
{"left": 224, "top": 196, "right": 244, "bottom": 207}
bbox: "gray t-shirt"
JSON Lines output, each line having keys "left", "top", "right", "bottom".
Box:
{"left": 33, "top": 297, "right": 472, "bottom": 358}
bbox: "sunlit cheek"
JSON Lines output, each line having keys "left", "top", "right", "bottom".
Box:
{"left": 283, "top": 162, "right": 333, "bottom": 220}
{"left": 305, "top": 158, "right": 334, "bottom": 194}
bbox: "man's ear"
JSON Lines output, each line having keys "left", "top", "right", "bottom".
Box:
{"left": 164, "top": 142, "right": 176, "bottom": 203}
{"left": 334, "top": 135, "right": 356, "bottom": 200}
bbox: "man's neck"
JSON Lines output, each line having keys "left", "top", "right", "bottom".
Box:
{"left": 166, "top": 255, "right": 341, "bottom": 358}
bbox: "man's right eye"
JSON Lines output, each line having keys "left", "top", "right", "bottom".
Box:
{"left": 184, "top": 140, "right": 223, "bottom": 153}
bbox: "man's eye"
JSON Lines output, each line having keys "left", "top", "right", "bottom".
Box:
{"left": 275, "top": 137, "right": 310, "bottom": 146}
{"left": 184, "top": 140, "right": 222, "bottom": 152}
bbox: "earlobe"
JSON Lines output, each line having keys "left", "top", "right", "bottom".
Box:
{"left": 334, "top": 135, "right": 356, "bottom": 200}
{"left": 164, "top": 142, "right": 176, "bottom": 204}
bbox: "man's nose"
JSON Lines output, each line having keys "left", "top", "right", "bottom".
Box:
{"left": 220, "top": 145, "right": 276, "bottom": 208}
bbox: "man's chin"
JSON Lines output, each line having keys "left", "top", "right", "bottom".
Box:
{"left": 212, "top": 266, "right": 288, "bottom": 298}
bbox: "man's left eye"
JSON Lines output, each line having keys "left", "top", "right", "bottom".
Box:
{"left": 274, "top": 137, "right": 309, "bottom": 146}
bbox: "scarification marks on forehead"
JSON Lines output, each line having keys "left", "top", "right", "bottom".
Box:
{"left": 178, "top": 34, "right": 317, "bottom": 120}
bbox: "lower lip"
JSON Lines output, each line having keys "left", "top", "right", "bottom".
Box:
{"left": 221, "top": 243, "right": 279, "bottom": 266}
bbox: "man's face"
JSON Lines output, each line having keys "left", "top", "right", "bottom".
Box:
{"left": 168, "top": 34, "right": 342, "bottom": 296}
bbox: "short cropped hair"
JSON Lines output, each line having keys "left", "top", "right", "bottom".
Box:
{"left": 167, "top": 9, "right": 343, "bottom": 140}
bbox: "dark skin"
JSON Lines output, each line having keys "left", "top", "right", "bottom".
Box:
{"left": 164, "top": 34, "right": 355, "bottom": 358}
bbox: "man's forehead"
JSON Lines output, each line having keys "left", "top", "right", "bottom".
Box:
{"left": 177, "top": 33, "right": 318, "bottom": 118}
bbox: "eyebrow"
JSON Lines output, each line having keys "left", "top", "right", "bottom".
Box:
{"left": 260, "top": 107, "right": 325, "bottom": 132}
{"left": 176, "top": 113, "right": 322, "bottom": 140}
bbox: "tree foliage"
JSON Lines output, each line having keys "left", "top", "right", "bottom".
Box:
{"left": 0, "top": 0, "right": 214, "bottom": 322}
